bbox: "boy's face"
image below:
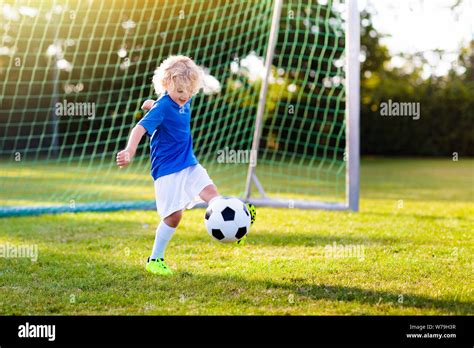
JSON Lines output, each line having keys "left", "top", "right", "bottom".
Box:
{"left": 168, "top": 86, "right": 192, "bottom": 107}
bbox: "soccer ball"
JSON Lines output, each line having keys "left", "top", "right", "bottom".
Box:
{"left": 205, "top": 197, "right": 251, "bottom": 243}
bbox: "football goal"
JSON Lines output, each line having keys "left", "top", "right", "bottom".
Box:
{"left": 0, "top": 0, "right": 359, "bottom": 217}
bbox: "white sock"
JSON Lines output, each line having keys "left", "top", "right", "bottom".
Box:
{"left": 150, "top": 221, "right": 176, "bottom": 260}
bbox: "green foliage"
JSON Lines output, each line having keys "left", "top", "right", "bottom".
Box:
{"left": 360, "top": 11, "right": 474, "bottom": 156}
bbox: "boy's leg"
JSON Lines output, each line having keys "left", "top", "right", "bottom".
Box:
{"left": 199, "top": 184, "right": 220, "bottom": 204}
{"left": 150, "top": 210, "right": 182, "bottom": 260}
{"left": 163, "top": 210, "right": 183, "bottom": 228}
{"left": 146, "top": 210, "right": 182, "bottom": 275}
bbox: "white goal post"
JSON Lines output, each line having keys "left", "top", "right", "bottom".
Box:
{"left": 244, "top": 0, "right": 360, "bottom": 212}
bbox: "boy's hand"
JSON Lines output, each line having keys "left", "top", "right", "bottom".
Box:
{"left": 141, "top": 99, "right": 156, "bottom": 111}
{"left": 116, "top": 125, "right": 145, "bottom": 168}
{"left": 116, "top": 149, "right": 134, "bottom": 168}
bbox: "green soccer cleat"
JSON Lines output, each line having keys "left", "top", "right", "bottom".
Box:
{"left": 146, "top": 257, "right": 173, "bottom": 275}
{"left": 246, "top": 202, "right": 257, "bottom": 225}
{"left": 235, "top": 203, "right": 256, "bottom": 246}
{"left": 235, "top": 234, "right": 247, "bottom": 246}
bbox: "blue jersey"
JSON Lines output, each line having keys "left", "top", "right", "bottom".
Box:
{"left": 138, "top": 92, "right": 198, "bottom": 180}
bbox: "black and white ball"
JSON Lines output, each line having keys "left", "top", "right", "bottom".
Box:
{"left": 205, "top": 197, "right": 251, "bottom": 243}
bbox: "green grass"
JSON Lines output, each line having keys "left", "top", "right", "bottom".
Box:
{"left": 0, "top": 158, "right": 473, "bottom": 315}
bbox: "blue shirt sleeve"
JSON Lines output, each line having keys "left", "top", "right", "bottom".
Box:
{"left": 138, "top": 101, "right": 164, "bottom": 136}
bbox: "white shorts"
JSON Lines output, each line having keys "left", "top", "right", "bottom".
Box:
{"left": 154, "top": 164, "right": 214, "bottom": 219}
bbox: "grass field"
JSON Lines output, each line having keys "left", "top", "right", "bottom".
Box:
{"left": 0, "top": 158, "right": 473, "bottom": 315}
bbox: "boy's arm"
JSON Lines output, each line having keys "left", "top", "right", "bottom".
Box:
{"left": 116, "top": 125, "right": 147, "bottom": 168}
{"left": 141, "top": 99, "right": 156, "bottom": 111}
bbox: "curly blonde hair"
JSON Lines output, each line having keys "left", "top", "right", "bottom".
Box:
{"left": 152, "top": 55, "right": 203, "bottom": 96}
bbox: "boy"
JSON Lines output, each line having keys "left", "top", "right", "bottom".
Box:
{"left": 116, "top": 55, "right": 255, "bottom": 275}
